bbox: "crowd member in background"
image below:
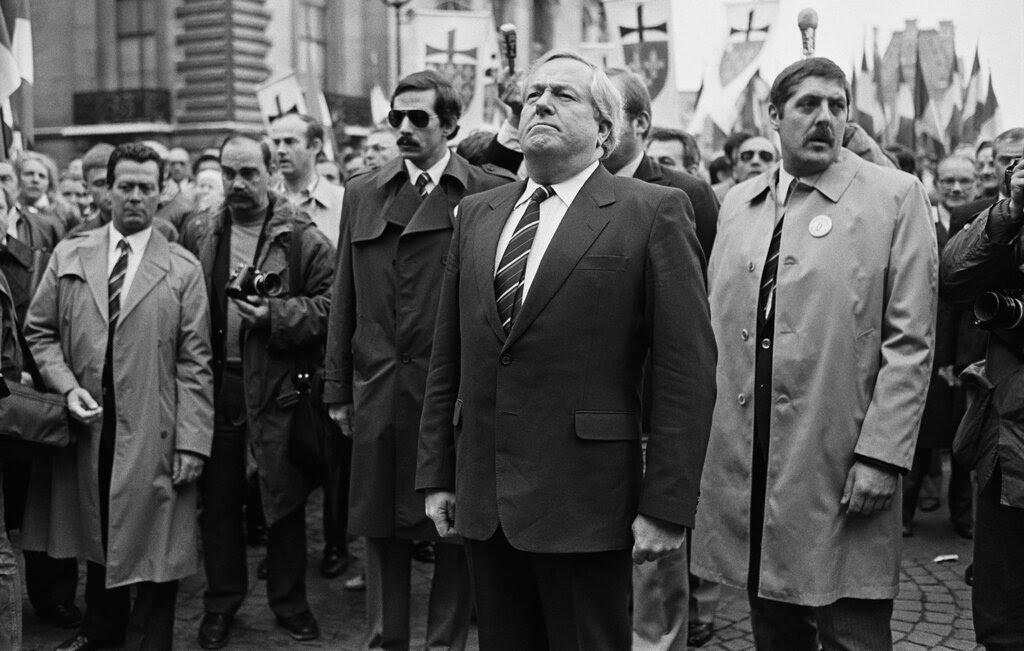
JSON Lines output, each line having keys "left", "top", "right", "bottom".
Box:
{"left": 167, "top": 147, "right": 194, "bottom": 199}
{"left": 342, "top": 152, "right": 364, "bottom": 179}
{"left": 694, "top": 57, "right": 936, "bottom": 650}
{"left": 455, "top": 129, "right": 496, "bottom": 166}
{"left": 66, "top": 158, "right": 84, "bottom": 181}
{"left": 26, "top": 142, "right": 213, "bottom": 651}
{"left": 951, "top": 129, "right": 1024, "bottom": 236}
{"left": 646, "top": 127, "right": 702, "bottom": 177}
{"left": 315, "top": 159, "right": 342, "bottom": 186}
{"left": 712, "top": 130, "right": 754, "bottom": 202}
{"left": 732, "top": 134, "right": 778, "bottom": 184}
{"left": 182, "top": 134, "right": 335, "bottom": 648}
{"left": 193, "top": 152, "right": 222, "bottom": 178}
{"left": 885, "top": 144, "right": 917, "bottom": 176}
{"left": 58, "top": 173, "right": 91, "bottom": 222}
{"left": 14, "top": 152, "right": 79, "bottom": 233}
{"left": 708, "top": 155, "right": 731, "bottom": 186}
{"left": 362, "top": 127, "right": 400, "bottom": 171}
{"left": 194, "top": 167, "right": 225, "bottom": 213}
{"left": 325, "top": 69, "right": 512, "bottom": 651}
{"left": 0, "top": 161, "right": 16, "bottom": 198}
{"left": 72, "top": 143, "right": 178, "bottom": 243}
{"left": 974, "top": 140, "right": 998, "bottom": 201}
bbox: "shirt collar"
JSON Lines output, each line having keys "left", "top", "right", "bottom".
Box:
{"left": 108, "top": 222, "right": 153, "bottom": 257}
{"left": 519, "top": 159, "right": 600, "bottom": 209}
{"left": 614, "top": 150, "right": 645, "bottom": 178}
{"left": 404, "top": 148, "right": 451, "bottom": 188}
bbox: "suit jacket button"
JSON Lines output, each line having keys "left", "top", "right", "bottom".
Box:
{"left": 160, "top": 430, "right": 168, "bottom": 439}
{"left": 761, "top": 338, "right": 771, "bottom": 349}
{"left": 500, "top": 354, "right": 511, "bottom": 366}
{"left": 741, "top": 329, "right": 749, "bottom": 340}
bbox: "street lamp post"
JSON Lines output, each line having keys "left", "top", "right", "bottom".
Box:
{"left": 381, "top": 0, "right": 413, "bottom": 84}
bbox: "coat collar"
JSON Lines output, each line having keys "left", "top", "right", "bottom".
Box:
{"left": 631, "top": 153, "right": 663, "bottom": 183}
{"left": 0, "top": 234, "right": 32, "bottom": 268}
{"left": 736, "top": 148, "right": 861, "bottom": 206}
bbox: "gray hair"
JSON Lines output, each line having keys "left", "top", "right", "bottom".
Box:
{"left": 524, "top": 49, "right": 623, "bottom": 159}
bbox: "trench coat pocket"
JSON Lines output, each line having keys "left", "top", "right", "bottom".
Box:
{"left": 575, "top": 255, "right": 628, "bottom": 271}
{"left": 952, "top": 361, "right": 993, "bottom": 470}
{"left": 574, "top": 411, "right": 641, "bottom": 441}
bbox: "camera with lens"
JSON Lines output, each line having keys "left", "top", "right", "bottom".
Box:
{"left": 227, "top": 264, "right": 283, "bottom": 299}
{"left": 1004, "top": 157, "right": 1021, "bottom": 197}
{"left": 974, "top": 289, "right": 1024, "bottom": 331}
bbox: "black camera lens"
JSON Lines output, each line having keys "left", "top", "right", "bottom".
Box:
{"left": 975, "top": 291, "right": 1024, "bottom": 330}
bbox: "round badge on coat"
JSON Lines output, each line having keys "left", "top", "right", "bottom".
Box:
{"left": 808, "top": 215, "right": 832, "bottom": 238}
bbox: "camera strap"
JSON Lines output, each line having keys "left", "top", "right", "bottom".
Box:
{"left": 251, "top": 201, "right": 277, "bottom": 268}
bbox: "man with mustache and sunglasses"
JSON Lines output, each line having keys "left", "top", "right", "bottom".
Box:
{"left": 323, "top": 69, "right": 513, "bottom": 651}
{"left": 692, "top": 57, "right": 937, "bottom": 650}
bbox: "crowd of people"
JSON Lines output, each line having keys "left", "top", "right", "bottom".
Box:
{"left": 0, "top": 46, "right": 1022, "bottom": 651}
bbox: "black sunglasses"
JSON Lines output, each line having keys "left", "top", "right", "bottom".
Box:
{"left": 739, "top": 150, "right": 775, "bottom": 164}
{"left": 387, "top": 109, "right": 436, "bottom": 129}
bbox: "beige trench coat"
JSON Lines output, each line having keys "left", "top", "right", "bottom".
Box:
{"left": 23, "top": 226, "right": 213, "bottom": 588}
{"left": 692, "top": 150, "right": 937, "bottom": 606}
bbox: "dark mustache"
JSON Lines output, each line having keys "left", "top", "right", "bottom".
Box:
{"left": 807, "top": 127, "right": 834, "bottom": 142}
{"left": 396, "top": 136, "right": 419, "bottom": 148}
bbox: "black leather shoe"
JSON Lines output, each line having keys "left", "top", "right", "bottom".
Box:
{"left": 37, "top": 603, "right": 84, "bottom": 629}
{"left": 55, "top": 634, "right": 97, "bottom": 651}
{"left": 276, "top": 610, "right": 320, "bottom": 641}
{"left": 688, "top": 621, "right": 714, "bottom": 647}
{"left": 256, "top": 557, "right": 268, "bottom": 580}
{"left": 198, "top": 612, "right": 233, "bottom": 649}
{"left": 320, "top": 546, "right": 350, "bottom": 579}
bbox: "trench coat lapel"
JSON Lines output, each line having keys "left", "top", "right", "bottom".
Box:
{"left": 476, "top": 181, "right": 526, "bottom": 342}
{"left": 504, "top": 166, "right": 615, "bottom": 349}
{"left": 80, "top": 230, "right": 110, "bottom": 322}
{"left": 118, "top": 231, "right": 170, "bottom": 327}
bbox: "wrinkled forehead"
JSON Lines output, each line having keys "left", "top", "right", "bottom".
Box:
{"left": 525, "top": 57, "right": 595, "bottom": 96}
{"left": 786, "top": 76, "right": 847, "bottom": 106}
{"left": 112, "top": 159, "right": 161, "bottom": 184}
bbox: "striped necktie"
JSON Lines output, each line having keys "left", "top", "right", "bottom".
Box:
{"left": 108, "top": 239, "right": 130, "bottom": 331}
{"left": 494, "top": 185, "right": 553, "bottom": 333}
{"left": 758, "top": 179, "right": 797, "bottom": 325}
{"left": 415, "top": 172, "right": 430, "bottom": 199}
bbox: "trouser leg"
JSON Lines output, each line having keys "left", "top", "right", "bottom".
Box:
{"left": 321, "top": 431, "right": 351, "bottom": 550}
{"left": 949, "top": 453, "right": 974, "bottom": 530}
{"left": 902, "top": 447, "right": 930, "bottom": 525}
{"left": 81, "top": 561, "right": 130, "bottom": 645}
{"left": 24, "top": 551, "right": 78, "bottom": 613}
{"left": 124, "top": 580, "right": 179, "bottom": 651}
{"left": 0, "top": 480, "right": 21, "bottom": 651}
{"left": 199, "top": 421, "right": 248, "bottom": 615}
{"left": 266, "top": 505, "right": 309, "bottom": 617}
{"left": 748, "top": 595, "right": 818, "bottom": 651}
{"left": 813, "top": 597, "right": 893, "bottom": 651}
{"left": 689, "top": 575, "right": 720, "bottom": 625}
{"left": 425, "top": 541, "right": 472, "bottom": 651}
{"left": 364, "top": 536, "right": 411, "bottom": 651}
{"left": 972, "top": 468, "right": 1024, "bottom": 649}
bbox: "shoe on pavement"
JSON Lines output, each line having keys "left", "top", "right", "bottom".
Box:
{"left": 55, "top": 634, "right": 98, "bottom": 651}
{"left": 344, "top": 572, "right": 366, "bottom": 591}
{"left": 320, "top": 545, "right": 350, "bottom": 579}
{"left": 198, "top": 612, "right": 233, "bottom": 649}
{"left": 688, "top": 621, "right": 714, "bottom": 647}
{"left": 276, "top": 610, "right": 320, "bottom": 641}
{"left": 37, "top": 603, "right": 84, "bottom": 629}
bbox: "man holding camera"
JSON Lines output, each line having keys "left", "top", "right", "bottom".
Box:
{"left": 180, "top": 134, "right": 335, "bottom": 647}
{"left": 941, "top": 154, "right": 1024, "bottom": 650}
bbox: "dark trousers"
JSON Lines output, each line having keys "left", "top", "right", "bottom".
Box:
{"left": 321, "top": 428, "right": 351, "bottom": 550}
{"left": 465, "top": 527, "right": 631, "bottom": 651}
{"left": 973, "top": 467, "right": 1024, "bottom": 650}
{"left": 201, "top": 368, "right": 309, "bottom": 617}
{"left": 80, "top": 360, "right": 178, "bottom": 649}
{"left": 902, "top": 447, "right": 973, "bottom": 528}
{"left": 364, "top": 537, "right": 472, "bottom": 651}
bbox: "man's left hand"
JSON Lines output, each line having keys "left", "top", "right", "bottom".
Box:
{"left": 232, "top": 295, "right": 270, "bottom": 328}
{"left": 840, "top": 460, "right": 898, "bottom": 516}
{"left": 631, "top": 513, "right": 687, "bottom": 564}
{"left": 172, "top": 451, "right": 205, "bottom": 486}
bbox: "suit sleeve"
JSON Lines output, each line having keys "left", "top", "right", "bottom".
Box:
{"left": 854, "top": 180, "right": 938, "bottom": 470}
{"left": 688, "top": 179, "right": 720, "bottom": 260}
{"left": 415, "top": 203, "right": 464, "bottom": 492}
{"left": 24, "top": 252, "right": 80, "bottom": 396}
{"left": 174, "top": 260, "right": 215, "bottom": 457}
{"left": 266, "top": 227, "right": 335, "bottom": 351}
{"left": 641, "top": 190, "right": 718, "bottom": 528}
{"left": 322, "top": 208, "right": 357, "bottom": 405}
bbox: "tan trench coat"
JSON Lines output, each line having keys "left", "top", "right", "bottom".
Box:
{"left": 23, "top": 226, "right": 213, "bottom": 588}
{"left": 692, "top": 150, "right": 937, "bottom": 605}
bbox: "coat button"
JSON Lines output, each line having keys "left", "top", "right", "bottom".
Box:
{"left": 500, "top": 354, "right": 512, "bottom": 366}
{"left": 401, "top": 353, "right": 411, "bottom": 364}
{"left": 737, "top": 394, "right": 747, "bottom": 406}
{"left": 160, "top": 430, "right": 168, "bottom": 439}
{"left": 391, "top": 259, "right": 397, "bottom": 268}
{"left": 761, "top": 338, "right": 771, "bottom": 349}
{"left": 741, "top": 329, "right": 749, "bottom": 340}
{"left": 747, "top": 261, "right": 755, "bottom": 272}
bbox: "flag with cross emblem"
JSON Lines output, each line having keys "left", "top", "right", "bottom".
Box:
{"left": 719, "top": 0, "right": 778, "bottom": 87}
{"left": 603, "top": 0, "right": 681, "bottom": 128}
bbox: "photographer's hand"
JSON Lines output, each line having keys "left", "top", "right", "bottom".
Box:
{"left": 1010, "top": 159, "right": 1024, "bottom": 218}
{"left": 231, "top": 296, "right": 270, "bottom": 328}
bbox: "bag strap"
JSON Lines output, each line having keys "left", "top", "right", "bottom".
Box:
{"left": 14, "top": 320, "right": 46, "bottom": 391}
{"left": 289, "top": 220, "right": 304, "bottom": 297}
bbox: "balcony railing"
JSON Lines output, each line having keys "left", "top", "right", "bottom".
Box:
{"left": 73, "top": 89, "right": 172, "bottom": 125}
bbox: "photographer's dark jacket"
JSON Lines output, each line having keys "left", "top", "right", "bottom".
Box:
{"left": 941, "top": 199, "right": 1024, "bottom": 508}
{"left": 181, "top": 194, "right": 335, "bottom": 525}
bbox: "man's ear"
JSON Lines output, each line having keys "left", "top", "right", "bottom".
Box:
{"left": 635, "top": 111, "right": 651, "bottom": 138}
{"left": 768, "top": 104, "right": 781, "bottom": 131}
{"left": 311, "top": 137, "right": 323, "bottom": 155}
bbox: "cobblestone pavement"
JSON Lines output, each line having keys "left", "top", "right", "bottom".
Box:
{"left": 18, "top": 487, "right": 980, "bottom": 650}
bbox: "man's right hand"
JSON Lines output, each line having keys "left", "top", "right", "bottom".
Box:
{"left": 425, "top": 489, "right": 458, "bottom": 538}
{"left": 327, "top": 402, "right": 353, "bottom": 437}
{"left": 497, "top": 70, "right": 525, "bottom": 127}
{"left": 1009, "top": 158, "right": 1024, "bottom": 218}
{"left": 67, "top": 387, "right": 103, "bottom": 424}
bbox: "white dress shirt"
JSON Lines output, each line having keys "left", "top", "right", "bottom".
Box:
{"left": 494, "top": 160, "right": 600, "bottom": 302}
{"left": 404, "top": 148, "right": 451, "bottom": 196}
{"left": 107, "top": 223, "right": 153, "bottom": 303}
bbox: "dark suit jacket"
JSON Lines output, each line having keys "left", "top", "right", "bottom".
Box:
{"left": 633, "top": 154, "right": 718, "bottom": 258}
{"left": 415, "top": 165, "right": 717, "bottom": 554}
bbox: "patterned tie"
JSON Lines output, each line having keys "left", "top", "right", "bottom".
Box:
{"left": 494, "top": 185, "right": 554, "bottom": 333}
{"left": 758, "top": 180, "right": 797, "bottom": 325}
{"left": 108, "top": 239, "right": 130, "bottom": 331}
{"left": 415, "top": 172, "right": 431, "bottom": 199}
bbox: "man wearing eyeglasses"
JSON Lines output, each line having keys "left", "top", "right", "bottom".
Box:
{"left": 733, "top": 135, "right": 778, "bottom": 184}
{"left": 323, "top": 69, "right": 513, "bottom": 651}
{"left": 362, "top": 127, "right": 400, "bottom": 171}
